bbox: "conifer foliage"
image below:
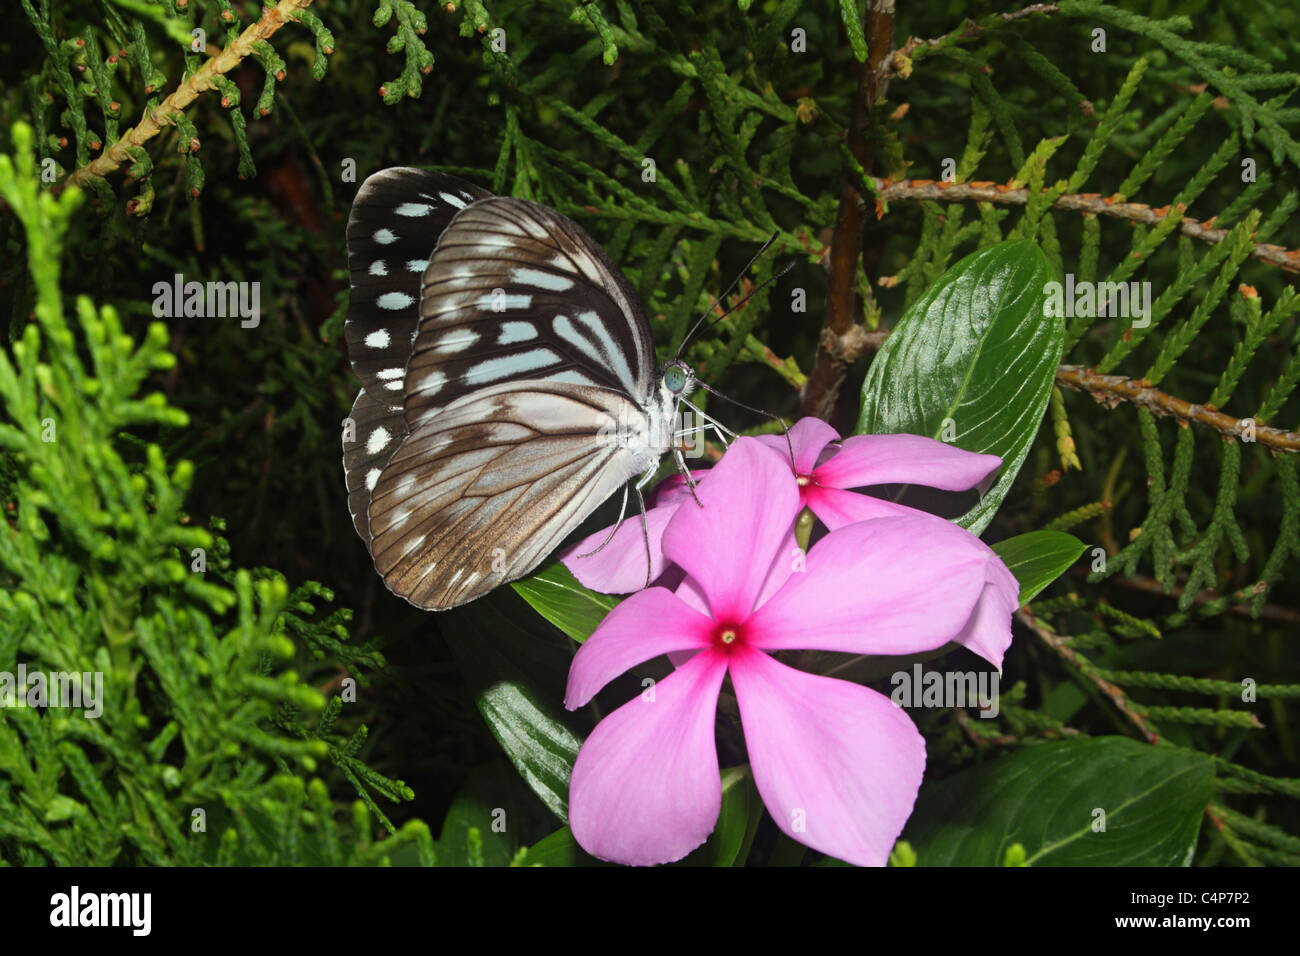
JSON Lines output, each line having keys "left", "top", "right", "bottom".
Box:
{"left": 1, "top": 0, "right": 1298, "bottom": 866}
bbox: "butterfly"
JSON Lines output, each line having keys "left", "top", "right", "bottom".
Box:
{"left": 342, "top": 168, "right": 719, "bottom": 610}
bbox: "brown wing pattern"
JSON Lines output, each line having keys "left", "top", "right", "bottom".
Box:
{"left": 367, "top": 380, "right": 652, "bottom": 609}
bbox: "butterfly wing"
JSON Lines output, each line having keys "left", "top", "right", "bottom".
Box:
{"left": 367, "top": 380, "right": 661, "bottom": 609}
{"left": 344, "top": 168, "right": 491, "bottom": 402}
{"left": 343, "top": 388, "right": 408, "bottom": 541}
{"left": 403, "top": 196, "right": 659, "bottom": 429}
{"left": 343, "top": 172, "right": 669, "bottom": 609}
{"left": 343, "top": 168, "right": 490, "bottom": 544}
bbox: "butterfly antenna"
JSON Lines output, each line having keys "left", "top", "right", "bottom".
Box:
{"left": 675, "top": 232, "right": 780, "bottom": 362}
{"left": 694, "top": 380, "right": 796, "bottom": 471}
{"left": 683, "top": 258, "right": 798, "bottom": 364}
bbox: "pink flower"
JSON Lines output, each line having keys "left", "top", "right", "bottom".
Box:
{"left": 564, "top": 438, "right": 1019, "bottom": 866}
{"left": 563, "top": 417, "right": 1003, "bottom": 595}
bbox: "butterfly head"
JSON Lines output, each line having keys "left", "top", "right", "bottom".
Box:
{"left": 661, "top": 361, "right": 696, "bottom": 397}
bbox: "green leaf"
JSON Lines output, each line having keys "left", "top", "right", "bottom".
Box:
{"left": 525, "top": 825, "right": 599, "bottom": 867}
{"left": 475, "top": 679, "right": 581, "bottom": 823}
{"left": 512, "top": 560, "right": 619, "bottom": 643}
{"left": 433, "top": 762, "right": 522, "bottom": 867}
{"left": 991, "top": 530, "right": 1086, "bottom": 604}
{"left": 857, "top": 240, "right": 1062, "bottom": 534}
{"left": 838, "top": 0, "right": 869, "bottom": 62}
{"left": 678, "top": 765, "right": 762, "bottom": 866}
{"left": 902, "top": 737, "right": 1214, "bottom": 866}
{"left": 440, "top": 589, "right": 587, "bottom": 822}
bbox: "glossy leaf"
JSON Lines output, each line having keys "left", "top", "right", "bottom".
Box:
{"left": 678, "top": 765, "right": 762, "bottom": 866}
{"left": 902, "top": 737, "right": 1213, "bottom": 866}
{"left": 992, "top": 530, "right": 1086, "bottom": 604}
{"left": 857, "top": 240, "right": 1062, "bottom": 534}
{"left": 440, "top": 589, "right": 587, "bottom": 822}
{"left": 513, "top": 560, "right": 620, "bottom": 643}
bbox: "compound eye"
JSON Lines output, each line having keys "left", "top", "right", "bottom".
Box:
{"left": 664, "top": 365, "right": 687, "bottom": 393}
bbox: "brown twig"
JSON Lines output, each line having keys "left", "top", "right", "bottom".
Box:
{"left": 62, "top": 0, "right": 314, "bottom": 192}
{"left": 1057, "top": 365, "right": 1300, "bottom": 452}
{"left": 1105, "top": 572, "right": 1300, "bottom": 625}
{"left": 866, "top": 177, "right": 1300, "bottom": 275}
{"left": 951, "top": 704, "right": 1077, "bottom": 750}
{"left": 803, "top": 1, "right": 894, "bottom": 423}
{"left": 810, "top": 311, "right": 1300, "bottom": 452}
{"left": 883, "top": 4, "right": 1063, "bottom": 80}
{"left": 1016, "top": 608, "right": 1159, "bottom": 743}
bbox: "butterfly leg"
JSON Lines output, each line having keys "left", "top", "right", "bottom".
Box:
{"left": 682, "top": 397, "right": 740, "bottom": 442}
{"left": 573, "top": 481, "right": 631, "bottom": 558}
{"left": 680, "top": 397, "right": 743, "bottom": 462}
{"left": 666, "top": 439, "right": 706, "bottom": 509}
{"left": 691, "top": 382, "right": 796, "bottom": 472}
{"left": 673, "top": 420, "right": 720, "bottom": 461}
{"left": 629, "top": 486, "right": 655, "bottom": 590}
{"left": 632, "top": 464, "right": 659, "bottom": 588}
{"left": 675, "top": 416, "right": 729, "bottom": 453}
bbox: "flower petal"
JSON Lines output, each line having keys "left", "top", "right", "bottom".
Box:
{"left": 747, "top": 516, "right": 1012, "bottom": 662}
{"left": 756, "top": 525, "right": 802, "bottom": 608}
{"left": 569, "top": 650, "right": 729, "bottom": 865}
{"left": 648, "top": 470, "right": 706, "bottom": 508}
{"left": 681, "top": 528, "right": 803, "bottom": 615}
{"left": 730, "top": 647, "right": 925, "bottom": 867}
{"left": 804, "top": 485, "right": 923, "bottom": 530}
{"left": 814, "top": 433, "right": 1002, "bottom": 493}
{"left": 565, "top": 587, "right": 715, "bottom": 709}
{"left": 560, "top": 471, "right": 704, "bottom": 593}
{"left": 661, "top": 438, "right": 801, "bottom": 621}
{"left": 754, "top": 417, "right": 840, "bottom": 475}
{"left": 561, "top": 503, "right": 678, "bottom": 594}
{"left": 952, "top": 552, "right": 1021, "bottom": 669}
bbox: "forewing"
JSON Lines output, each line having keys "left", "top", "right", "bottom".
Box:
{"left": 345, "top": 168, "right": 492, "bottom": 401}
{"left": 368, "top": 381, "right": 652, "bottom": 610}
{"left": 403, "top": 197, "right": 657, "bottom": 429}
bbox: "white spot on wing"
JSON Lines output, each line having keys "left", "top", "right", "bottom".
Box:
{"left": 407, "top": 259, "right": 428, "bottom": 272}
{"left": 366, "top": 426, "right": 392, "bottom": 454}
{"left": 365, "top": 468, "right": 381, "bottom": 491}
{"left": 377, "top": 292, "right": 415, "bottom": 310}
{"left": 369, "top": 260, "right": 388, "bottom": 276}
{"left": 395, "top": 202, "right": 434, "bottom": 217}
{"left": 577, "top": 310, "right": 636, "bottom": 393}
{"left": 463, "top": 349, "right": 561, "bottom": 385}
{"left": 373, "top": 229, "right": 397, "bottom": 244}
{"left": 479, "top": 293, "right": 532, "bottom": 311}
{"left": 365, "top": 329, "right": 391, "bottom": 348}
{"left": 376, "top": 368, "right": 404, "bottom": 380}
{"left": 418, "top": 370, "right": 447, "bottom": 395}
{"left": 510, "top": 266, "right": 574, "bottom": 292}
{"left": 498, "top": 321, "right": 537, "bottom": 345}
{"left": 552, "top": 314, "right": 611, "bottom": 377}
{"left": 440, "top": 192, "right": 468, "bottom": 208}
{"left": 434, "top": 330, "right": 479, "bottom": 353}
